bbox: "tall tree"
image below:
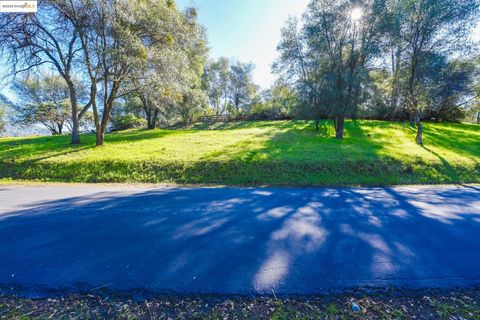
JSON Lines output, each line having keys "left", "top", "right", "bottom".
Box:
{"left": 0, "top": 2, "right": 92, "bottom": 144}
{"left": 127, "top": 5, "right": 208, "bottom": 129}
{"left": 202, "top": 58, "right": 231, "bottom": 118}
{"left": 275, "top": 0, "right": 385, "bottom": 138}
{"left": 202, "top": 57, "right": 259, "bottom": 118}
{"left": 391, "top": 0, "right": 478, "bottom": 144}
{"left": 229, "top": 61, "right": 258, "bottom": 115}
{"left": 52, "top": 0, "right": 201, "bottom": 145}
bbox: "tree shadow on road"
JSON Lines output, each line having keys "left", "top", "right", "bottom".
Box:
{"left": 0, "top": 186, "right": 479, "bottom": 295}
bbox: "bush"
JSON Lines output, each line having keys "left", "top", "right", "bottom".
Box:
{"left": 249, "top": 103, "right": 291, "bottom": 120}
{"left": 112, "top": 114, "right": 147, "bottom": 131}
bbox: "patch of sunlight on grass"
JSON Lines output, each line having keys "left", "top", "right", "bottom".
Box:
{"left": 1, "top": 120, "right": 478, "bottom": 165}
{"left": 1, "top": 120, "right": 478, "bottom": 186}
{"left": 360, "top": 121, "right": 437, "bottom": 162}
{"left": 46, "top": 127, "right": 279, "bottom": 163}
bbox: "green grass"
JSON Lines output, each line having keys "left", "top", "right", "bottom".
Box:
{"left": 0, "top": 120, "right": 479, "bottom": 186}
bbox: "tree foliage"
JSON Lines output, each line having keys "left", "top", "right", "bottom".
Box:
{"left": 202, "top": 57, "right": 258, "bottom": 118}
{"left": 275, "top": 0, "right": 479, "bottom": 141}
{"left": 275, "top": 0, "right": 385, "bottom": 138}
{"left": 0, "top": 0, "right": 208, "bottom": 144}
{"left": 124, "top": 1, "right": 208, "bottom": 129}
{"left": 251, "top": 83, "right": 296, "bottom": 120}
{"left": 0, "top": 1, "right": 91, "bottom": 143}
{"left": 11, "top": 74, "right": 78, "bottom": 135}
{"left": 386, "top": 0, "right": 478, "bottom": 143}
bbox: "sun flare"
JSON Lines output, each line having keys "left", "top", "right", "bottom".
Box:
{"left": 351, "top": 7, "right": 363, "bottom": 21}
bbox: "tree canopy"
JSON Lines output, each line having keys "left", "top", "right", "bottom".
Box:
{"left": 274, "top": 0, "right": 479, "bottom": 142}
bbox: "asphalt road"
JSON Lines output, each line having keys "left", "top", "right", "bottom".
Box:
{"left": 0, "top": 184, "right": 479, "bottom": 296}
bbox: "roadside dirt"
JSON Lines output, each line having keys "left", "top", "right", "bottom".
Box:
{"left": 1, "top": 288, "right": 479, "bottom": 319}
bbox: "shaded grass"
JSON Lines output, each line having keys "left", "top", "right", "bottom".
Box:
{"left": 0, "top": 120, "right": 479, "bottom": 186}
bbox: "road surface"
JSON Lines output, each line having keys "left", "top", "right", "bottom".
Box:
{"left": 0, "top": 184, "right": 479, "bottom": 296}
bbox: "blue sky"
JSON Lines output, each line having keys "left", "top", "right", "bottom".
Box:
{"left": 176, "top": 0, "right": 310, "bottom": 89}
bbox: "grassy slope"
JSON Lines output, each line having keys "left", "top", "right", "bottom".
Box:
{"left": 0, "top": 120, "right": 478, "bottom": 186}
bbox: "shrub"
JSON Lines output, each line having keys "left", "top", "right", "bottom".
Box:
{"left": 249, "top": 103, "right": 291, "bottom": 120}
{"left": 112, "top": 114, "right": 147, "bottom": 131}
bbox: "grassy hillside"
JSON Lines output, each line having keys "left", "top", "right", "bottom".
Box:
{"left": 0, "top": 120, "right": 479, "bottom": 186}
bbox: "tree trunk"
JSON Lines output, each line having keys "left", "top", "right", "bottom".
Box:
{"left": 415, "top": 111, "right": 423, "bottom": 145}
{"left": 96, "top": 130, "right": 105, "bottom": 146}
{"left": 315, "top": 119, "right": 320, "bottom": 131}
{"left": 97, "top": 115, "right": 108, "bottom": 147}
{"left": 147, "top": 109, "right": 159, "bottom": 129}
{"left": 477, "top": 112, "right": 480, "bottom": 125}
{"left": 96, "top": 100, "right": 110, "bottom": 147}
{"left": 91, "top": 96, "right": 101, "bottom": 147}
{"left": 95, "top": 85, "right": 119, "bottom": 146}
{"left": 68, "top": 85, "right": 81, "bottom": 145}
{"left": 147, "top": 116, "right": 155, "bottom": 130}
{"left": 335, "top": 116, "right": 345, "bottom": 139}
{"left": 71, "top": 115, "right": 81, "bottom": 144}
{"left": 142, "top": 98, "right": 156, "bottom": 130}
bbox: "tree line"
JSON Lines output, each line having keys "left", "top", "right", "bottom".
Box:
{"left": 0, "top": 0, "right": 207, "bottom": 145}
{"left": 274, "top": 0, "right": 480, "bottom": 143}
{"left": 0, "top": 0, "right": 479, "bottom": 145}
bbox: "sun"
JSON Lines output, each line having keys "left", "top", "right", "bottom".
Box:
{"left": 351, "top": 7, "right": 363, "bottom": 21}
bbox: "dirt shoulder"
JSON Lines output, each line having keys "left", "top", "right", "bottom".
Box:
{"left": 1, "top": 288, "right": 479, "bottom": 319}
